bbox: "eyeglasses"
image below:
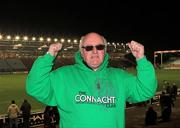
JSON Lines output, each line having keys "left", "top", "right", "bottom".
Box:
{"left": 81, "top": 44, "right": 105, "bottom": 51}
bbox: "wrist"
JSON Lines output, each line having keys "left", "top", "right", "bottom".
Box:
{"left": 136, "top": 56, "right": 144, "bottom": 61}
{"left": 46, "top": 51, "right": 55, "bottom": 57}
{"left": 45, "top": 52, "right": 56, "bottom": 61}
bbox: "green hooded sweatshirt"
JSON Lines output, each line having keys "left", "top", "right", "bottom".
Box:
{"left": 26, "top": 51, "right": 157, "bottom": 128}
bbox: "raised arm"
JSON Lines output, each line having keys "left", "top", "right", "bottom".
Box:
{"left": 26, "top": 43, "right": 62, "bottom": 106}
{"left": 125, "top": 41, "right": 157, "bottom": 102}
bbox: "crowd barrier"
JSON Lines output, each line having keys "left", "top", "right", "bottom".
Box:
{"left": 0, "top": 112, "right": 45, "bottom": 128}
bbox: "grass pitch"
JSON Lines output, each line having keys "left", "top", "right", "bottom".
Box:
{"left": 0, "top": 73, "right": 45, "bottom": 114}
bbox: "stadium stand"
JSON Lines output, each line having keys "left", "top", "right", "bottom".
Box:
{"left": 163, "top": 58, "right": 180, "bottom": 69}
{"left": 0, "top": 34, "right": 135, "bottom": 72}
{"left": 0, "top": 59, "right": 12, "bottom": 72}
{"left": 20, "top": 58, "right": 35, "bottom": 71}
{"left": 0, "top": 59, "right": 27, "bottom": 72}
{"left": 6, "top": 59, "right": 27, "bottom": 71}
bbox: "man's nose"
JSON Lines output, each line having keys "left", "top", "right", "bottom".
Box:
{"left": 92, "top": 47, "right": 98, "bottom": 53}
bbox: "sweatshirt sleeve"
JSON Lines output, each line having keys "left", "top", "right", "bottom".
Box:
{"left": 125, "top": 56, "right": 157, "bottom": 103}
{"left": 26, "top": 53, "right": 57, "bottom": 106}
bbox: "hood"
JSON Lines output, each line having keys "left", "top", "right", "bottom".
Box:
{"left": 10, "top": 104, "right": 17, "bottom": 108}
{"left": 75, "top": 51, "right": 109, "bottom": 72}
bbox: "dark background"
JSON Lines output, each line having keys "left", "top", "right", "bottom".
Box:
{"left": 0, "top": 1, "right": 179, "bottom": 60}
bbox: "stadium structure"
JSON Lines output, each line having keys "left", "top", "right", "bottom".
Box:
{"left": 154, "top": 50, "right": 180, "bottom": 69}
{"left": 1, "top": 34, "right": 179, "bottom": 127}
{"left": 0, "top": 34, "right": 135, "bottom": 73}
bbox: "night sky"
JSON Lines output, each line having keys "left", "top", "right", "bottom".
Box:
{"left": 0, "top": 1, "right": 179, "bottom": 60}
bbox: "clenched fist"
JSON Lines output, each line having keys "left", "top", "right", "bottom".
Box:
{"left": 127, "top": 40, "right": 144, "bottom": 60}
{"left": 47, "top": 43, "right": 63, "bottom": 57}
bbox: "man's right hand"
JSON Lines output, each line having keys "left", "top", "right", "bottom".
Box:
{"left": 47, "top": 43, "right": 63, "bottom": 57}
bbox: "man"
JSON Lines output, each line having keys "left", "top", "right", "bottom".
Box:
{"left": 20, "top": 99, "right": 31, "bottom": 128}
{"left": 159, "top": 91, "right": 174, "bottom": 122}
{"left": 145, "top": 106, "right": 157, "bottom": 126}
{"left": 171, "top": 82, "right": 178, "bottom": 100}
{"left": 26, "top": 32, "right": 157, "bottom": 128}
{"left": 44, "top": 106, "right": 56, "bottom": 128}
{"left": 7, "top": 100, "right": 20, "bottom": 128}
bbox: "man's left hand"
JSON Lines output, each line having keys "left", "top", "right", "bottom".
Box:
{"left": 127, "top": 40, "right": 144, "bottom": 60}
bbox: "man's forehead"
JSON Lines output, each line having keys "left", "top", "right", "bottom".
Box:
{"left": 83, "top": 34, "right": 103, "bottom": 44}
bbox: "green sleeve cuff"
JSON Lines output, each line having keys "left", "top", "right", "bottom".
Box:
{"left": 136, "top": 56, "right": 150, "bottom": 69}
{"left": 44, "top": 53, "right": 56, "bottom": 62}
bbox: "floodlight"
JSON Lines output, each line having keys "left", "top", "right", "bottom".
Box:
{"left": 7, "top": 35, "right": 11, "bottom": 40}
{"left": 39, "top": 37, "right": 44, "bottom": 41}
{"left": 60, "top": 38, "right": 65, "bottom": 43}
{"left": 15, "top": 36, "right": 20, "bottom": 40}
{"left": 54, "top": 38, "right": 58, "bottom": 42}
{"left": 47, "top": 38, "right": 51, "bottom": 42}
{"left": 67, "top": 39, "right": 71, "bottom": 43}
{"left": 23, "top": 36, "right": 28, "bottom": 41}
{"left": 32, "top": 37, "right": 36, "bottom": 41}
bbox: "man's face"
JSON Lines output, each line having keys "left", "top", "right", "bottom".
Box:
{"left": 81, "top": 33, "right": 105, "bottom": 71}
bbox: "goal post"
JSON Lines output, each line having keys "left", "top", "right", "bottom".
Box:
{"left": 154, "top": 50, "right": 180, "bottom": 69}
